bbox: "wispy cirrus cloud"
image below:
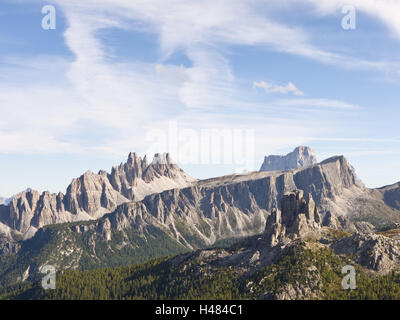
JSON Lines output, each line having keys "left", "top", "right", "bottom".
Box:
{"left": 43, "top": 0, "right": 400, "bottom": 72}
{"left": 0, "top": 0, "right": 400, "bottom": 194}
{"left": 304, "top": 0, "right": 400, "bottom": 39}
{"left": 277, "top": 98, "right": 361, "bottom": 110}
{"left": 0, "top": 0, "right": 395, "bottom": 158}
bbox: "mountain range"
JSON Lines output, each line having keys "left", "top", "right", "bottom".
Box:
{"left": 0, "top": 152, "right": 195, "bottom": 240}
{"left": 1, "top": 146, "right": 400, "bottom": 299}
{"left": 8, "top": 186, "right": 400, "bottom": 300}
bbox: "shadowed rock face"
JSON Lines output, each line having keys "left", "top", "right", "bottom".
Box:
{"left": 265, "top": 190, "right": 322, "bottom": 247}
{"left": 0, "top": 152, "right": 195, "bottom": 236}
{"left": 260, "top": 146, "right": 317, "bottom": 172}
{"left": 377, "top": 182, "right": 400, "bottom": 211}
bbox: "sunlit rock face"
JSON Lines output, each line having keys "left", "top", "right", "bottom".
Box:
{"left": 260, "top": 146, "right": 317, "bottom": 172}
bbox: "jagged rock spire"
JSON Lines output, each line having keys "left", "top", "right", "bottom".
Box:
{"left": 265, "top": 190, "right": 322, "bottom": 247}
{"left": 0, "top": 151, "right": 194, "bottom": 236}
{"left": 151, "top": 153, "right": 174, "bottom": 165}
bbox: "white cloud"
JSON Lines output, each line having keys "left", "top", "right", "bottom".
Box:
{"left": 277, "top": 98, "right": 361, "bottom": 110}
{"left": 304, "top": 0, "right": 400, "bottom": 38}
{"left": 46, "top": 0, "right": 400, "bottom": 71}
{"left": 254, "top": 81, "right": 304, "bottom": 96}
{"left": 0, "top": 0, "right": 394, "bottom": 158}
{"left": 1, "top": 0, "right": 399, "bottom": 195}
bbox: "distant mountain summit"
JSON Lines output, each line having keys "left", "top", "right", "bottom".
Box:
{"left": 0, "top": 196, "right": 12, "bottom": 206}
{"left": 260, "top": 146, "right": 317, "bottom": 172}
{"left": 0, "top": 189, "right": 31, "bottom": 207}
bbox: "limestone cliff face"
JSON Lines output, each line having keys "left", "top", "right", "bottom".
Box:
{"left": 260, "top": 146, "right": 317, "bottom": 172}
{"left": 0, "top": 153, "right": 195, "bottom": 236}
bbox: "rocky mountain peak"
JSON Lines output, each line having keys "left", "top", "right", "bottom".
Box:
{"left": 142, "top": 153, "right": 188, "bottom": 183}
{"left": 0, "top": 151, "right": 194, "bottom": 236}
{"left": 127, "top": 151, "right": 138, "bottom": 161}
{"left": 265, "top": 189, "right": 322, "bottom": 247}
{"left": 151, "top": 153, "right": 174, "bottom": 165}
{"left": 260, "top": 146, "right": 317, "bottom": 172}
{"left": 126, "top": 152, "right": 147, "bottom": 169}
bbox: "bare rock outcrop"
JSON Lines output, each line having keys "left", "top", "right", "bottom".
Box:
{"left": 260, "top": 146, "right": 317, "bottom": 172}
{"left": 322, "top": 210, "right": 365, "bottom": 233}
{"left": 322, "top": 211, "right": 340, "bottom": 229}
{"left": 333, "top": 232, "right": 400, "bottom": 273}
{"left": 265, "top": 190, "right": 322, "bottom": 247}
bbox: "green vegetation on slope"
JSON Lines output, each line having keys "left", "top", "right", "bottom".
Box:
{"left": 6, "top": 243, "right": 400, "bottom": 300}
{"left": 0, "top": 223, "right": 188, "bottom": 288}
{"left": 250, "top": 245, "right": 400, "bottom": 300}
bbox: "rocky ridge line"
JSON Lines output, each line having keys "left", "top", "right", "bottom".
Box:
{"left": 0, "top": 152, "right": 195, "bottom": 237}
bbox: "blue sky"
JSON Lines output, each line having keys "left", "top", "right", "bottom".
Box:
{"left": 0, "top": 0, "right": 400, "bottom": 197}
